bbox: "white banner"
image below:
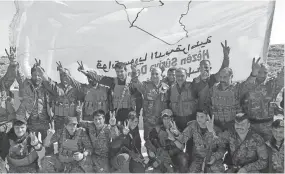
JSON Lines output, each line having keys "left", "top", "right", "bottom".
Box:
{"left": 11, "top": 0, "right": 275, "bottom": 83}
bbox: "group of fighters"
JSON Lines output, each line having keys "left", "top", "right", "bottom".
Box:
{"left": 0, "top": 40, "right": 283, "bottom": 173}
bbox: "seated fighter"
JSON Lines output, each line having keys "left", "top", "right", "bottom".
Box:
{"left": 76, "top": 106, "right": 120, "bottom": 173}
{"left": 265, "top": 119, "right": 284, "bottom": 173}
{"left": 171, "top": 109, "right": 224, "bottom": 173}
{"left": 110, "top": 111, "right": 145, "bottom": 173}
{"left": 220, "top": 112, "right": 268, "bottom": 173}
{"left": 41, "top": 117, "right": 93, "bottom": 173}
{"left": 145, "top": 109, "right": 188, "bottom": 173}
{"left": 0, "top": 114, "right": 43, "bottom": 173}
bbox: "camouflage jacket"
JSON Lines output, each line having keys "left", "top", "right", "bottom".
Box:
{"left": 176, "top": 121, "right": 224, "bottom": 161}
{"left": 219, "top": 128, "right": 268, "bottom": 172}
{"left": 0, "top": 63, "right": 18, "bottom": 122}
{"left": 50, "top": 127, "right": 93, "bottom": 155}
{"left": 266, "top": 139, "right": 284, "bottom": 173}
{"left": 16, "top": 68, "right": 52, "bottom": 123}
{"left": 78, "top": 121, "right": 119, "bottom": 158}
{"left": 193, "top": 55, "right": 229, "bottom": 110}
{"left": 205, "top": 75, "right": 256, "bottom": 126}
{"left": 243, "top": 68, "right": 284, "bottom": 120}
{"left": 42, "top": 77, "right": 82, "bottom": 117}
{"left": 132, "top": 78, "right": 169, "bottom": 124}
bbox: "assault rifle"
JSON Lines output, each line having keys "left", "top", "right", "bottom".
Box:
{"left": 121, "top": 146, "right": 145, "bottom": 166}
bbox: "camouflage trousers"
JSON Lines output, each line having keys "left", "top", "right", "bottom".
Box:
{"left": 111, "top": 153, "right": 145, "bottom": 173}
{"left": 7, "top": 162, "right": 38, "bottom": 173}
{"left": 92, "top": 154, "right": 110, "bottom": 173}
{"left": 189, "top": 156, "right": 224, "bottom": 173}
{"left": 40, "top": 154, "right": 94, "bottom": 173}
{"left": 251, "top": 121, "right": 273, "bottom": 141}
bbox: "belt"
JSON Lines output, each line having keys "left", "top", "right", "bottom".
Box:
{"left": 249, "top": 118, "right": 273, "bottom": 124}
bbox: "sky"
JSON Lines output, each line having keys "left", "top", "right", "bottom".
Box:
{"left": 0, "top": 0, "right": 284, "bottom": 56}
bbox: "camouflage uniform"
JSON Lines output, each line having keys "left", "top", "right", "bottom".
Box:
{"left": 0, "top": 60, "right": 18, "bottom": 124}
{"left": 78, "top": 121, "right": 119, "bottom": 172}
{"left": 132, "top": 78, "right": 169, "bottom": 141}
{"left": 146, "top": 125, "right": 188, "bottom": 173}
{"left": 0, "top": 131, "right": 42, "bottom": 173}
{"left": 266, "top": 139, "right": 284, "bottom": 173}
{"left": 41, "top": 127, "right": 94, "bottom": 173}
{"left": 205, "top": 76, "right": 256, "bottom": 130}
{"left": 176, "top": 121, "right": 225, "bottom": 173}
{"left": 72, "top": 70, "right": 112, "bottom": 121}
{"left": 16, "top": 69, "right": 52, "bottom": 139}
{"left": 99, "top": 76, "right": 136, "bottom": 123}
{"left": 193, "top": 56, "right": 229, "bottom": 110}
{"left": 242, "top": 68, "right": 284, "bottom": 141}
{"left": 168, "top": 82, "right": 197, "bottom": 131}
{"left": 220, "top": 128, "right": 268, "bottom": 173}
{"left": 42, "top": 71, "right": 82, "bottom": 131}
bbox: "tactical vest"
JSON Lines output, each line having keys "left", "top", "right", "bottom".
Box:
{"left": 58, "top": 129, "right": 80, "bottom": 163}
{"left": 170, "top": 83, "right": 197, "bottom": 116}
{"left": 29, "top": 83, "right": 50, "bottom": 122}
{"left": 247, "top": 82, "right": 275, "bottom": 120}
{"left": 143, "top": 82, "right": 168, "bottom": 124}
{"left": 53, "top": 87, "right": 77, "bottom": 117}
{"left": 112, "top": 78, "right": 134, "bottom": 109}
{"left": 84, "top": 85, "right": 109, "bottom": 116}
{"left": 7, "top": 138, "right": 38, "bottom": 167}
{"left": 211, "top": 84, "right": 240, "bottom": 124}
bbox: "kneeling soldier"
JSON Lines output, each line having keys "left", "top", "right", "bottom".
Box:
{"left": 41, "top": 117, "right": 93, "bottom": 173}
{"left": 0, "top": 115, "right": 43, "bottom": 173}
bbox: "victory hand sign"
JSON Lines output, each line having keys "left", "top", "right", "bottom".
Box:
{"left": 221, "top": 40, "right": 230, "bottom": 58}
{"left": 122, "top": 120, "right": 130, "bottom": 135}
{"left": 109, "top": 111, "right": 117, "bottom": 126}
{"left": 169, "top": 121, "right": 180, "bottom": 136}
{"left": 251, "top": 57, "right": 261, "bottom": 76}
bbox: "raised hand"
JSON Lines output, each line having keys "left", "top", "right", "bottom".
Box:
{"left": 76, "top": 101, "right": 84, "bottom": 115}
{"left": 251, "top": 57, "right": 261, "bottom": 75}
{"left": 221, "top": 40, "right": 230, "bottom": 57}
{"left": 130, "top": 63, "right": 138, "bottom": 72}
{"left": 34, "top": 58, "right": 42, "bottom": 67}
{"left": 47, "top": 120, "right": 55, "bottom": 137}
{"left": 30, "top": 132, "right": 39, "bottom": 146}
{"left": 56, "top": 61, "right": 63, "bottom": 72}
{"left": 77, "top": 61, "right": 85, "bottom": 72}
{"left": 169, "top": 121, "right": 180, "bottom": 136}
{"left": 109, "top": 111, "right": 116, "bottom": 126}
{"left": 122, "top": 120, "right": 130, "bottom": 135}
{"left": 206, "top": 114, "right": 215, "bottom": 133}
{"left": 5, "top": 47, "right": 17, "bottom": 62}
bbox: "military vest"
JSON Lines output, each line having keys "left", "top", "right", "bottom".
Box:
{"left": 143, "top": 81, "right": 168, "bottom": 124}
{"left": 58, "top": 128, "right": 81, "bottom": 163}
{"left": 28, "top": 82, "right": 50, "bottom": 123}
{"left": 247, "top": 81, "right": 275, "bottom": 120}
{"left": 7, "top": 138, "right": 38, "bottom": 167}
{"left": 84, "top": 84, "right": 109, "bottom": 116}
{"left": 53, "top": 85, "right": 78, "bottom": 117}
{"left": 211, "top": 84, "right": 240, "bottom": 124}
{"left": 170, "top": 82, "right": 197, "bottom": 116}
{"left": 112, "top": 78, "right": 134, "bottom": 109}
